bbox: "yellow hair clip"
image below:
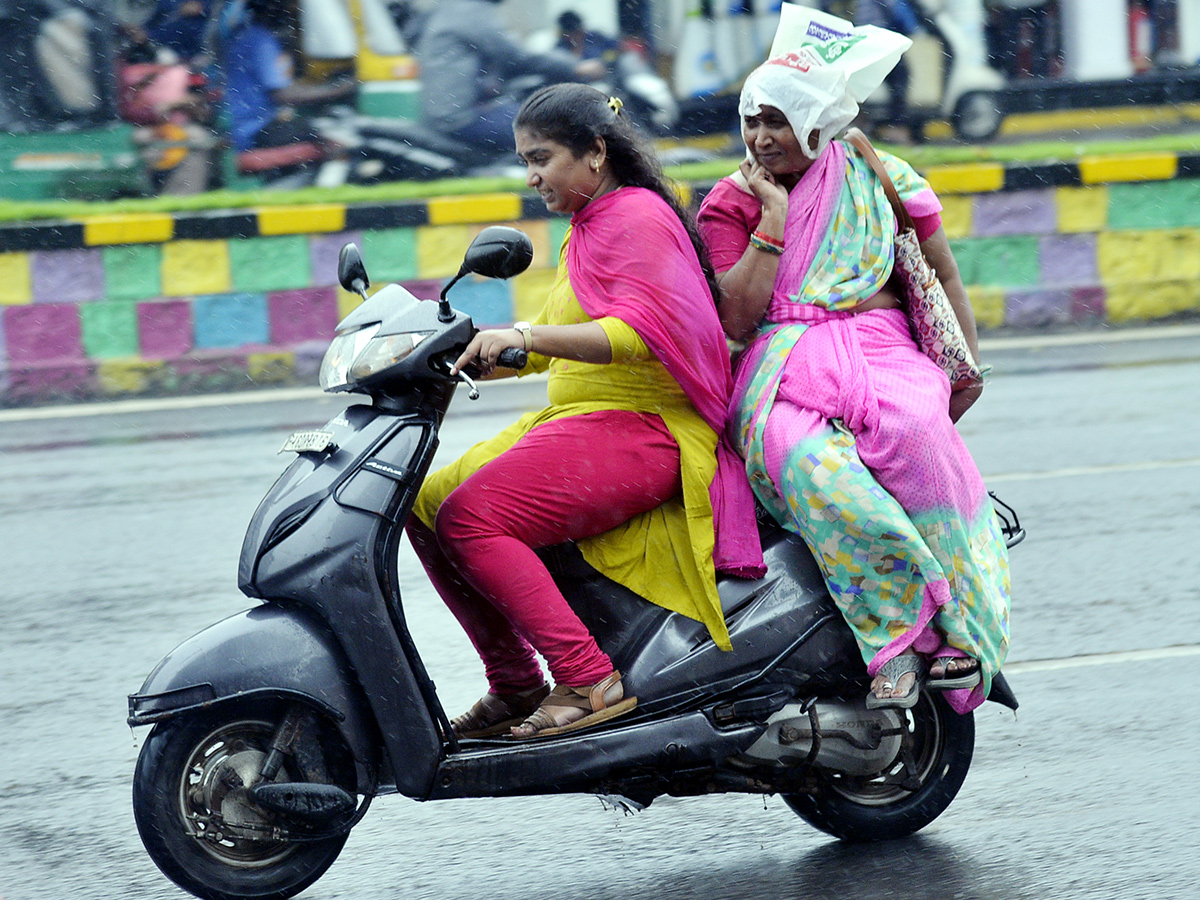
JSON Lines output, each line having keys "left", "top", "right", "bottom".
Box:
{"left": 607, "top": 96, "right": 623, "bottom": 115}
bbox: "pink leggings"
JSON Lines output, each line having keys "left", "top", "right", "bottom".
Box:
{"left": 407, "top": 411, "right": 681, "bottom": 694}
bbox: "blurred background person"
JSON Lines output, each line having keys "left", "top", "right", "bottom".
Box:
{"left": 556, "top": 9, "right": 618, "bottom": 61}
{"left": 416, "top": 0, "right": 605, "bottom": 154}
{"left": 851, "top": 0, "right": 924, "bottom": 143}
{"left": 217, "top": 0, "right": 352, "bottom": 155}
{"left": 985, "top": 0, "right": 1058, "bottom": 78}
{"left": 144, "top": 0, "right": 214, "bottom": 64}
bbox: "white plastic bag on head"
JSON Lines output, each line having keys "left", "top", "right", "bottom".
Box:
{"left": 740, "top": 5, "right": 911, "bottom": 159}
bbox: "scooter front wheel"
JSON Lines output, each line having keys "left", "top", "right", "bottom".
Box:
{"left": 782, "top": 691, "right": 974, "bottom": 841}
{"left": 132, "top": 705, "right": 354, "bottom": 900}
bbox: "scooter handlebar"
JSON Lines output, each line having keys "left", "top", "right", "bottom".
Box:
{"left": 497, "top": 347, "right": 528, "bottom": 370}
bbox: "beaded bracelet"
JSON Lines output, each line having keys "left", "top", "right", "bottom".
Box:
{"left": 749, "top": 230, "right": 784, "bottom": 255}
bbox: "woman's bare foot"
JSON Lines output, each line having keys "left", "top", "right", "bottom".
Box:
{"left": 871, "top": 670, "right": 917, "bottom": 702}
{"left": 929, "top": 657, "right": 978, "bottom": 679}
{"left": 868, "top": 651, "right": 925, "bottom": 706}
{"left": 928, "top": 656, "right": 982, "bottom": 690}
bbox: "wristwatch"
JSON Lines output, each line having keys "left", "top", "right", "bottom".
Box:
{"left": 512, "top": 321, "right": 533, "bottom": 352}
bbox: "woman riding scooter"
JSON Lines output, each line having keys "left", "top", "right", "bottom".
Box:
{"left": 407, "top": 83, "right": 763, "bottom": 740}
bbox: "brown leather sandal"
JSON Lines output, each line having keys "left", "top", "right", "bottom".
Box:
{"left": 510, "top": 670, "right": 637, "bottom": 740}
{"left": 450, "top": 684, "right": 550, "bottom": 738}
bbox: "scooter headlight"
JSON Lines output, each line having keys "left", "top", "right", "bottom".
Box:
{"left": 319, "top": 323, "right": 433, "bottom": 391}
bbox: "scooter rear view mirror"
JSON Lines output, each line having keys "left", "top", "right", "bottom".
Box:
{"left": 463, "top": 226, "right": 534, "bottom": 280}
{"left": 438, "top": 226, "right": 534, "bottom": 322}
{"left": 337, "top": 243, "right": 370, "bottom": 300}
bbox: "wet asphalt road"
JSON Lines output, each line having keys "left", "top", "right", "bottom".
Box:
{"left": 1, "top": 324, "right": 1199, "bottom": 900}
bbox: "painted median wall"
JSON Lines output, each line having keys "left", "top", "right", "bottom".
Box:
{"left": 2, "top": 150, "right": 1199, "bottom": 406}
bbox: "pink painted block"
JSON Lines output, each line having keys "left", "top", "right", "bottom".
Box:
{"left": 309, "top": 231, "right": 363, "bottom": 287}
{"left": 401, "top": 279, "right": 445, "bottom": 302}
{"left": 4, "top": 303, "right": 83, "bottom": 363}
{"left": 5, "top": 358, "right": 97, "bottom": 403}
{"left": 0, "top": 312, "right": 7, "bottom": 398}
{"left": 138, "top": 299, "right": 193, "bottom": 360}
{"left": 1071, "top": 286, "right": 1107, "bottom": 321}
{"left": 31, "top": 249, "right": 105, "bottom": 303}
{"left": 172, "top": 351, "right": 249, "bottom": 378}
{"left": 268, "top": 287, "right": 339, "bottom": 345}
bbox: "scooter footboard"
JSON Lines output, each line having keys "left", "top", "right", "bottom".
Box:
{"left": 429, "top": 712, "right": 763, "bottom": 800}
{"left": 127, "top": 604, "right": 380, "bottom": 780}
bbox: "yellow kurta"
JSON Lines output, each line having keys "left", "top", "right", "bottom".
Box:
{"left": 413, "top": 237, "right": 731, "bottom": 650}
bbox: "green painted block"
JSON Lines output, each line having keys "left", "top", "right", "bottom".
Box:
{"left": 547, "top": 217, "right": 571, "bottom": 261}
{"left": 361, "top": 228, "right": 417, "bottom": 282}
{"left": 950, "top": 236, "right": 1040, "bottom": 288}
{"left": 229, "top": 236, "right": 311, "bottom": 292}
{"left": 103, "top": 244, "right": 161, "bottom": 301}
{"left": 80, "top": 300, "right": 139, "bottom": 358}
{"left": 1109, "top": 179, "right": 1200, "bottom": 230}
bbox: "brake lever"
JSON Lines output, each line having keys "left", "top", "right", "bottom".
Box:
{"left": 456, "top": 368, "right": 481, "bottom": 400}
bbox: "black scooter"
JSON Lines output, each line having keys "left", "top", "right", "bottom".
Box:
{"left": 128, "top": 226, "right": 1022, "bottom": 900}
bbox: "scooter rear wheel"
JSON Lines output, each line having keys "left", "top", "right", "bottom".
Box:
{"left": 132, "top": 704, "right": 354, "bottom": 900}
{"left": 782, "top": 691, "right": 974, "bottom": 841}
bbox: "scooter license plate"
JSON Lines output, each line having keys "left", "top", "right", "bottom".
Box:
{"left": 279, "top": 430, "right": 336, "bottom": 454}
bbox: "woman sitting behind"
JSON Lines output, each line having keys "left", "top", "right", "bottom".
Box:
{"left": 697, "top": 53, "right": 1009, "bottom": 713}
{"left": 408, "top": 83, "right": 763, "bottom": 740}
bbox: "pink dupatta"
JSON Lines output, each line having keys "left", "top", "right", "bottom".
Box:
{"left": 566, "top": 187, "right": 765, "bottom": 578}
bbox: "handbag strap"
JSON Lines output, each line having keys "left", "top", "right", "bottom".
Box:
{"left": 843, "top": 128, "right": 916, "bottom": 233}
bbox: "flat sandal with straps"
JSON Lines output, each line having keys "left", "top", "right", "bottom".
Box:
{"left": 510, "top": 670, "right": 637, "bottom": 740}
{"left": 451, "top": 684, "right": 550, "bottom": 738}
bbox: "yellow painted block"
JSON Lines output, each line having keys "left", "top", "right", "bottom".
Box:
{"left": 967, "top": 286, "right": 1006, "bottom": 330}
{"left": 1105, "top": 279, "right": 1200, "bottom": 323}
{"left": 335, "top": 281, "right": 386, "bottom": 320}
{"left": 1097, "top": 231, "right": 1172, "bottom": 284}
{"left": 1055, "top": 186, "right": 1109, "bottom": 233}
{"left": 416, "top": 224, "right": 472, "bottom": 278}
{"left": 162, "top": 240, "right": 231, "bottom": 297}
{"left": 97, "top": 358, "right": 165, "bottom": 395}
{"left": 427, "top": 193, "right": 522, "bottom": 225}
{"left": 512, "top": 267, "right": 559, "bottom": 321}
{"left": 471, "top": 219, "right": 551, "bottom": 269}
{"left": 247, "top": 351, "right": 294, "bottom": 383}
{"left": 924, "top": 163, "right": 1004, "bottom": 195}
{"left": 938, "top": 195, "right": 972, "bottom": 239}
{"left": 1079, "top": 152, "right": 1177, "bottom": 185}
{"left": 337, "top": 286, "right": 364, "bottom": 319}
{"left": 1154, "top": 229, "right": 1200, "bottom": 281}
{"left": 83, "top": 213, "right": 174, "bottom": 246}
{"left": 0, "top": 253, "right": 32, "bottom": 305}
{"left": 1104, "top": 230, "right": 1200, "bottom": 283}
{"left": 258, "top": 204, "right": 346, "bottom": 235}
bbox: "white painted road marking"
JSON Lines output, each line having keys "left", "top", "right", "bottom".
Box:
{"left": 1005, "top": 644, "right": 1200, "bottom": 675}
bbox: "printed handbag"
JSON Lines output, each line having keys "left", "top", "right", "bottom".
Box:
{"left": 845, "top": 130, "right": 985, "bottom": 390}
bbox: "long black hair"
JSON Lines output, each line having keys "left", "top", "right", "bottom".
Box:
{"left": 514, "top": 83, "right": 721, "bottom": 306}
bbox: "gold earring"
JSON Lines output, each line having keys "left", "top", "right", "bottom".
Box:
{"left": 591, "top": 160, "right": 600, "bottom": 171}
